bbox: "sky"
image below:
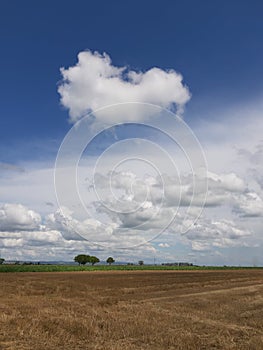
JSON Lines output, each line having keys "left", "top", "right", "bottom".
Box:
{"left": 0, "top": 0, "right": 263, "bottom": 265}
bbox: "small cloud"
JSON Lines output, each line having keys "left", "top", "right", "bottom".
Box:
{"left": 158, "top": 243, "right": 170, "bottom": 248}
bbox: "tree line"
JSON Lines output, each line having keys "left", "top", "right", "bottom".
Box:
{"left": 74, "top": 254, "right": 115, "bottom": 266}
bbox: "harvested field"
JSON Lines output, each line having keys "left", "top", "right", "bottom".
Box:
{"left": 1, "top": 269, "right": 263, "bottom": 349}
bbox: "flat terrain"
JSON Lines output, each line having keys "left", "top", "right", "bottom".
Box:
{"left": 0, "top": 270, "right": 263, "bottom": 350}
{"left": 0, "top": 264, "right": 253, "bottom": 272}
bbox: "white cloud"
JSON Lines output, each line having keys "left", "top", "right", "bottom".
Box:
{"left": 58, "top": 50, "right": 191, "bottom": 123}
{"left": 0, "top": 203, "right": 41, "bottom": 232}
{"left": 0, "top": 164, "right": 58, "bottom": 215}
{"left": 185, "top": 218, "right": 251, "bottom": 251}
{"left": 191, "top": 241, "right": 211, "bottom": 252}
{"left": 207, "top": 171, "right": 246, "bottom": 193}
{"left": 233, "top": 192, "right": 263, "bottom": 217}
{"left": 158, "top": 243, "right": 170, "bottom": 248}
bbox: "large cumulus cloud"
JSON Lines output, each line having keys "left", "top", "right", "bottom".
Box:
{"left": 58, "top": 50, "right": 191, "bottom": 123}
{"left": 0, "top": 203, "right": 41, "bottom": 231}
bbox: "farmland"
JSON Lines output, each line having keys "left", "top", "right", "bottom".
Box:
{"left": 1, "top": 269, "right": 263, "bottom": 349}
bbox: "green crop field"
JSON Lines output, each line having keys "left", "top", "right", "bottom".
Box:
{"left": 0, "top": 264, "right": 261, "bottom": 273}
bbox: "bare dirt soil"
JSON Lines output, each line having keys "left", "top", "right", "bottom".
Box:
{"left": 1, "top": 269, "right": 263, "bottom": 349}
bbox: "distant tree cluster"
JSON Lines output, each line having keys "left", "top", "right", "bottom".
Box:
{"left": 74, "top": 255, "right": 100, "bottom": 266}
{"left": 74, "top": 255, "right": 116, "bottom": 266}
{"left": 0, "top": 258, "right": 5, "bottom": 265}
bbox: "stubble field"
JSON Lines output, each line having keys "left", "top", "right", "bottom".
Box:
{"left": 0, "top": 269, "right": 263, "bottom": 350}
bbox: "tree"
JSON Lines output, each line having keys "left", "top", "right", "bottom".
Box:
{"left": 106, "top": 257, "right": 115, "bottom": 265}
{"left": 138, "top": 260, "right": 144, "bottom": 266}
{"left": 74, "top": 254, "right": 90, "bottom": 265}
{"left": 89, "top": 256, "right": 100, "bottom": 266}
{"left": 0, "top": 258, "right": 5, "bottom": 265}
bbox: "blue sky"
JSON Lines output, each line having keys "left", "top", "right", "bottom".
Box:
{"left": 1, "top": 0, "right": 263, "bottom": 147}
{"left": 0, "top": 1, "right": 263, "bottom": 264}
